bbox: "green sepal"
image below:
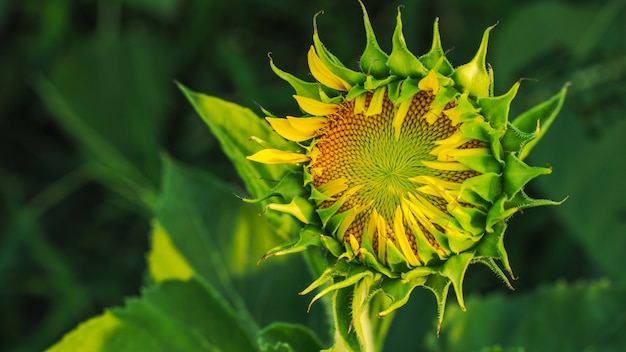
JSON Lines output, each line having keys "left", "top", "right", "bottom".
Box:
{"left": 346, "top": 85, "right": 368, "bottom": 101}
{"left": 302, "top": 263, "right": 371, "bottom": 312}
{"left": 420, "top": 18, "right": 453, "bottom": 75}
{"left": 353, "top": 229, "right": 399, "bottom": 277}
{"left": 501, "top": 122, "right": 537, "bottom": 155}
{"left": 358, "top": 0, "right": 389, "bottom": 78}
{"left": 364, "top": 75, "right": 397, "bottom": 91}
{"left": 387, "top": 80, "right": 402, "bottom": 103}
{"left": 475, "top": 221, "right": 513, "bottom": 278}
{"left": 327, "top": 207, "right": 359, "bottom": 239}
{"left": 402, "top": 266, "right": 440, "bottom": 282}
{"left": 317, "top": 85, "right": 345, "bottom": 105}
{"left": 385, "top": 240, "right": 411, "bottom": 273}
{"left": 448, "top": 205, "right": 487, "bottom": 238}
{"left": 471, "top": 257, "right": 514, "bottom": 290}
{"left": 513, "top": 84, "right": 568, "bottom": 160}
{"left": 316, "top": 195, "right": 349, "bottom": 227}
{"left": 266, "top": 197, "right": 316, "bottom": 224}
{"left": 485, "top": 196, "right": 518, "bottom": 232}
{"left": 445, "top": 230, "right": 481, "bottom": 254}
{"left": 452, "top": 93, "right": 482, "bottom": 123}
{"left": 454, "top": 152, "right": 502, "bottom": 174}
{"left": 388, "top": 8, "right": 428, "bottom": 78}
{"left": 241, "top": 171, "right": 306, "bottom": 204}
{"left": 459, "top": 172, "right": 502, "bottom": 203}
{"left": 451, "top": 24, "right": 496, "bottom": 98}
{"left": 441, "top": 251, "right": 475, "bottom": 311}
{"left": 397, "top": 78, "right": 421, "bottom": 104}
{"left": 299, "top": 258, "right": 351, "bottom": 296}
{"left": 410, "top": 224, "right": 449, "bottom": 263}
{"left": 377, "top": 276, "right": 428, "bottom": 317}
{"left": 429, "top": 86, "right": 459, "bottom": 118}
{"left": 313, "top": 14, "right": 366, "bottom": 86}
{"left": 477, "top": 81, "right": 520, "bottom": 134}
{"left": 502, "top": 152, "right": 551, "bottom": 198}
{"left": 505, "top": 189, "right": 566, "bottom": 210}
{"left": 309, "top": 185, "right": 333, "bottom": 205}
{"left": 459, "top": 118, "right": 494, "bottom": 144}
{"left": 259, "top": 225, "right": 323, "bottom": 262}
{"left": 359, "top": 248, "right": 396, "bottom": 279}
{"left": 319, "top": 234, "right": 344, "bottom": 258}
{"left": 270, "top": 57, "right": 321, "bottom": 100}
{"left": 422, "top": 274, "right": 453, "bottom": 334}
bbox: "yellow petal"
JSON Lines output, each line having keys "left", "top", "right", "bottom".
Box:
{"left": 247, "top": 149, "right": 309, "bottom": 164}
{"left": 375, "top": 211, "right": 388, "bottom": 262}
{"left": 410, "top": 175, "right": 461, "bottom": 190}
{"left": 293, "top": 95, "right": 339, "bottom": 116}
{"left": 421, "top": 160, "right": 472, "bottom": 171}
{"left": 265, "top": 116, "right": 328, "bottom": 142}
{"left": 433, "top": 147, "right": 490, "bottom": 161}
{"left": 317, "top": 177, "right": 349, "bottom": 198}
{"left": 307, "top": 46, "right": 351, "bottom": 91}
{"left": 393, "top": 98, "right": 412, "bottom": 140}
{"left": 349, "top": 234, "right": 360, "bottom": 253}
{"left": 407, "top": 192, "right": 449, "bottom": 221}
{"left": 286, "top": 116, "right": 328, "bottom": 132}
{"left": 354, "top": 94, "right": 367, "bottom": 114}
{"left": 365, "top": 87, "right": 386, "bottom": 116}
{"left": 418, "top": 69, "right": 440, "bottom": 94}
{"left": 265, "top": 118, "right": 311, "bottom": 142}
{"left": 336, "top": 206, "right": 360, "bottom": 241}
{"left": 392, "top": 206, "right": 420, "bottom": 266}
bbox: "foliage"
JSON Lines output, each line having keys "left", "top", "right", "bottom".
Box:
{"left": 1, "top": 0, "right": 625, "bottom": 351}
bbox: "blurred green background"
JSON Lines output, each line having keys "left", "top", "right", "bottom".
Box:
{"left": 1, "top": 0, "right": 625, "bottom": 351}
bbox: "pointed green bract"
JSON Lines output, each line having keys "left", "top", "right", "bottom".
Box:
{"left": 388, "top": 9, "right": 428, "bottom": 78}
{"left": 421, "top": 18, "right": 454, "bottom": 75}
{"left": 452, "top": 24, "right": 496, "bottom": 97}
{"left": 358, "top": 0, "right": 390, "bottom": 78}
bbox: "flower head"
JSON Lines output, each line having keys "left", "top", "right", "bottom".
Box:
{"left": 247, "top": 2, "right": 566, "bottom": 334}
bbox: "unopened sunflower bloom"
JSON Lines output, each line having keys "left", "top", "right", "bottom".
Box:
{"left": 247, "top": 2, "right": 566, "bottom": 348}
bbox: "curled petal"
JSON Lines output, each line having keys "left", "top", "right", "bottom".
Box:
{"left": 247, "top": 149, "right": 309, "bottom": 164}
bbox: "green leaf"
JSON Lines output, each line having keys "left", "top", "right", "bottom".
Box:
{"left": 147, "top": 220, "right": 195, "bottom": 282}
{"left": 49, "top": 279, "right": 258, "bottom": 352}
{"left": 258, "top": 323, "right": 324, "bottom": 352}
{"left": 154, "top": 156, "right": 285, "bottom": 322}
{"left": 35, "top": 32, "right": 171, "bottom": 209}
{"left": 492, "top": 2, "right": 598, "bottom": 85}
{"left": 431, "top": 280, "right": 626, "bottom": 351}
{"left": 178, "top": 84, "right": 298, "bottom": 237}
{"left": 154, "top": 156, "right": 328, "bottom": 336}
{"left": 512, "top": 84, "right": 568, "bottom": 160}
{"left": 531, "top": 112, "right": 626, "bottom": 282}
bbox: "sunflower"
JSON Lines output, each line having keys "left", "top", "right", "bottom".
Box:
{"left": 246, "top": 2, "right": 566, "bottom": 347}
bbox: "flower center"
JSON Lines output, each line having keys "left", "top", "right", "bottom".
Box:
{"left": 310, "top": 90, "right": 482, "bottom": 267}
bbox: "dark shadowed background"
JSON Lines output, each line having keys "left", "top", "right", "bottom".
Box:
{"left": 1, "top": 0, "right": 625, "bottom": 351}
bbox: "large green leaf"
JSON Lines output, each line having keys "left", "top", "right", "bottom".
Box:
{"left": 153, "top": 156, "right": 328, "bottom": 340}
{"left": 431, "top": 280, "right": 626, "bottom": 351}
{"left": 530, "top": 112, "right": 626, "bottom": 282}
{"left": 492, "top": 2, "right": 596, "bottom": 86}
{"left": 178, "top": 84, "right": 299, "bottom": 239}
{"left": 49, "top": 279, "right": 258, "bottom": 352}
{"left": 35, "top": 31, "right": 173, "bottom": 209}
{"left": 258, "top": 323, "right": 325, "bottom": 352}
{"left": 155, "top": 155, "right": 283, "bottom": 284}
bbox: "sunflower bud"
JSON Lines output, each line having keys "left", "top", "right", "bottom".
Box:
{"left": 248, "top": 2, "right": 566, "bottom": 336}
